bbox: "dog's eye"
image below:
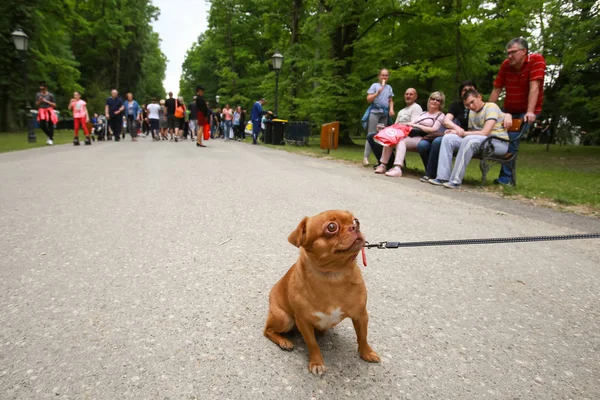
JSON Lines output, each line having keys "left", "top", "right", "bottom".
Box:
{"left": 326, "top": 222, "right": 338, "bottom": 233}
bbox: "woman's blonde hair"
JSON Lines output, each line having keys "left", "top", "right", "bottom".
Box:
{"left": 428, "top": 91, "right": 446, "bottom": 110}
{"left": 159, "top": 99, "right": 165, "bottom": 105}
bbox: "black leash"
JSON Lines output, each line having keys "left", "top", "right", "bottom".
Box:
{"left": 364, "top": 233, "right": 600, "bottom": 249}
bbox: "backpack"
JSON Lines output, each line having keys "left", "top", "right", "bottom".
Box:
{"left": 174, "top": 100, "right": 184, "bottom": 118}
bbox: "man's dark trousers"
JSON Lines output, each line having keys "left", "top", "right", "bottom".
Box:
{"left": 109, "top": 116, "right": 122, "bottom": 141}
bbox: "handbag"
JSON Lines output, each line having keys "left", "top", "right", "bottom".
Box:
{"left": 408, "top": 127, "right": 427, "bottom": 137}
{"left": 373, "top": 123, "right": 411, "bottom": 147}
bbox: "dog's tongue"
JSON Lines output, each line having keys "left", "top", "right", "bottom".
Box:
{"left": 361, "top": 247, "right": 367, "bottom": 267}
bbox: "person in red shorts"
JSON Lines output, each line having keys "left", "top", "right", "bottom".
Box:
{"left": 489, "top": 37, "right": 546, "bottom": 185}
{"left": 195, "top": 85, "right": 208, "bottom": 148}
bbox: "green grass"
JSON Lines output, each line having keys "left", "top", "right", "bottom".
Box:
{"left": 262, "top": 137, "right": 600, "bottom": 210}
{"left": 0, "top": 130, "right": 77, "bottom": 152}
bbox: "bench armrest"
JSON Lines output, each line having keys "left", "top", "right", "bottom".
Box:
{"left": 480, "top": 131, "right": 523, "bottom": 158}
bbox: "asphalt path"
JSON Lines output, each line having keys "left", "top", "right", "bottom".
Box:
{"left": 1, "top": 137, "right": 599, "bottom": 399}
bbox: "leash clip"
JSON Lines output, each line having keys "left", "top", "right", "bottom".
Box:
{"left": 364, "top": 241, "right": 388, "bottom": 249}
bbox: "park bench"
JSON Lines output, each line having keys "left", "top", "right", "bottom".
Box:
{"left": 401, "top": 131, "right": 523, "bottom": 186}
{"left": 397, "top": 128, "right": 524, "bottom": 186}
{"left": 284, "top": 121, "right": 310, "bottom": 146}
{"left": 475, "top": 130, "right": 523, "bottom": 186}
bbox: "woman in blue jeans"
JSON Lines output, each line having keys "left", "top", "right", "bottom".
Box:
{"left": 417, "top": 80, "right": 477, "bottom": 182}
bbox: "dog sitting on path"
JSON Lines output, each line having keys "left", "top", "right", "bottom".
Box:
{"left": 264, "top": 210, "right": 380, "bottom": 376}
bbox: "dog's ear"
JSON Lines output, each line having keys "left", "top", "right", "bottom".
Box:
{"left": 288, "top": 217, "right": 308, "bottom": 248}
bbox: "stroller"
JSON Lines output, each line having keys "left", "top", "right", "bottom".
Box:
{"left": 93, "top": 115, "right": 108, "bottom": 141}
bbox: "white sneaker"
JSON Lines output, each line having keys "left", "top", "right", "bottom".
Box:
{"left": 46, "top": 138, "right": 54, "bottom": 145}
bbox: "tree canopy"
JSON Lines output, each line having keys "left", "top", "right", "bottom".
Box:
{"left": 0, "top": 0, "right": 167, "bottom": 131}
{"left": 180, "top": 0, "right": 600, "bottom": 144}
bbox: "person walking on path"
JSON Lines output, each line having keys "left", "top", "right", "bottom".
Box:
{"left": 362, "top": 69, "right": 395, "bottom": 165}
{"left": 35, "top": 81, "right": 57, "bottom": 145}
{"left": 195, "top": 85, "right": 208, "bottom": 147}
{"left": 205, "top": 102, "right": 214, "bottom": 139}
{"left": 159, "top": 99, "right": 168, "bottom": 140}
{"left": 165, "top": 92, "right": 177, "bottom": 141}
{"left": 173, "top": 97, "right": 186, "bottom": 142}
{"left": 68, "top": 91, "right": 91, "bottom": 146}
{"left": 489, "top": 37, "right": 546, "bottom": 185}
{"left": 146, "top": 98, "right": 161, "bottom": 141}
{"left": 250, "top": 98, "right": 270, "bottom": 145}
{"left": 222, "top": 104, "right": 233, "bottom": 141}
{"left": 124, "top": 92, "right": 141, "bottom": 141}
{"left": 240, "top": 108, "right": 246, "bottom": 139}
{"left": 233, "top": 106, "right": 242, "bottom": 141}
{"left": 105, "top": 90, "right": 124, "bottom": 141}
{"left": 188, "top": 96, "right": 197, "bottom": 142}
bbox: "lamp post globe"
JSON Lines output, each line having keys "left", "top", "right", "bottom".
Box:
{"left": 11, "top": 28, "right": 36, "bottom": 143}
{"left": 11, "top": 28, "right": 29, "bottom": 51}
{"left": 271, "top": 51, "right": 284, "bottom": 116}
{"left": 271, "top": 51, "right": 283, "bottom": 71}
{"left": 215, "top": 95, "right": 220, "bottom": 106}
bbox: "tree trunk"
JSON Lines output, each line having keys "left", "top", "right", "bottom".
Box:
{"left": 331, "top": 21, "right": 359, "bottom": 145}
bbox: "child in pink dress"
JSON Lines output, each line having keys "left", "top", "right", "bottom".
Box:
{"left": 68, "top": 91, "right": 91, "bottom": 145}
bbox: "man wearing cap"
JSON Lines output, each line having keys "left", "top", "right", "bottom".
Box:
{"left": 250, "top": 98, "right": 270, "bottom": 145}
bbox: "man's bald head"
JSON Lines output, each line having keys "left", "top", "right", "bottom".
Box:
{"left": 404, "top": 88, "right": 418, "bottom": 105}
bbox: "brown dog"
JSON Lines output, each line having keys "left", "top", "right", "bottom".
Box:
{"left": 264, "top": 210, "right": 380, "bottom": 375}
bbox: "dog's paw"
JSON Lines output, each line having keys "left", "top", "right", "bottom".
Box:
{"left": 278, "top": 338, "right": 294, "bottom": 351}
{"left": 308, "top": 361, "right": 326, "bottom": 376}
{"left": 360, "top": 349, "right": 381, "bottom": 363}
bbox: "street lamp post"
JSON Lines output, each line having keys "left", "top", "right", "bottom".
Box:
{"left": 11, "top": 28, "right": 36, "bottom": 143}
{"left": 215, "top": 95, "right": 220, "bottom": 107}
{"left": 271, "top": 51, "right": 283, "bottom": 117}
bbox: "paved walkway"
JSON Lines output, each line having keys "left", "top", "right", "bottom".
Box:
{"left": 0, "top": 137, "right": 598, "bottom": 399}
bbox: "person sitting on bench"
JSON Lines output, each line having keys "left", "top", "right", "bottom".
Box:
{"left": 429, "top": 89, "right": 508, "bottom": 189}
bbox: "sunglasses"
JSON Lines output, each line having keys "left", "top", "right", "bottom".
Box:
{"left": 430, "top": 98, "right": 442, "bottom": 103}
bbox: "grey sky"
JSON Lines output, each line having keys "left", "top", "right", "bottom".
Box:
{"left": 152, "top": 0, "right": 209, "bottom": 97}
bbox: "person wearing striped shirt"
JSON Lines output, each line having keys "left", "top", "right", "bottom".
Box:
{"left": 489, "top": 37, "right": 546, "bottom": 185}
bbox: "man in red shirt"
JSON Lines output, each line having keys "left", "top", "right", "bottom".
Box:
{"left": 489, "top": 37, "right": 546, "bottom": 185}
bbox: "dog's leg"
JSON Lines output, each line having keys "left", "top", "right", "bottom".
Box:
{"left": 264, "top": 307, "right": 294, "bottom": 351}
{"left": 352, "top": 311, "right": 380, "bottom": 363}
{"left": 295, "top": 317, "right": 325, "bottom": 376}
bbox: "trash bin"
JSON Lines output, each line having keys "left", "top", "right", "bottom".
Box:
{"left": 272, "top": 119, "right": 288, "bottom": 145}
{"left": 263, "top": 120, "right": 273, "bottom": 144}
